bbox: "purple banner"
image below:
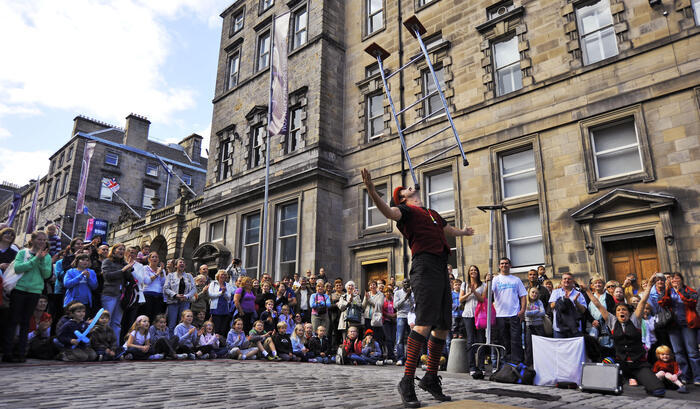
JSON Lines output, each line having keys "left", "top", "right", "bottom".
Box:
{"left": 7, "top": 193, "right": 21, "bottom": 227}
{"left": 268, "top": 12, "right": 290, "bottom": 137}
{"left": 75, "top": 141, "right": 96, "bottom": 214}
{"left": 25, "top": 178, "right": 39, "bottom": 234}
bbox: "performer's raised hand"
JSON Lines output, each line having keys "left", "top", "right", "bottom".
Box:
{"left": 361, "top": 168, "right": 374, "bottom": 191}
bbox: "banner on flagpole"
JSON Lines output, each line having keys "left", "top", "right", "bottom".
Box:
{"left": 75, "top": 141, "right": 96, "bottom": 214}
{"left": 7, "top": 193, "right": 21, "bottom": 226}
{"left": 103, "top": 178, "right": 120, "bottom": 192}
{"left": 25, "top": 179, "right": 40, "bottom": 234}
{"left": 268, "top": 12, "right": 290, "bottom": 137}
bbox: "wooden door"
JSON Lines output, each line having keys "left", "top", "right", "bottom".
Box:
{"left": 604, "top": 236, "right": 659, "bottom": 283}
{"left": 362, "top": 261, "right": 388, "bottom": 292}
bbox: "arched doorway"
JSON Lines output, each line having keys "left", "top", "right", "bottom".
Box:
{"left": 192, "top": 242, "right": 231, "bottom": 280}
{"left": 150, "top": 235, "right": 167, "bottom": 264}
{"left": 182, "top": 228, "right": 200, "bottom": 274}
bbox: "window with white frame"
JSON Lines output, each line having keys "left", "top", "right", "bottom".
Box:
{"left": 231, "top": 9, "right": 244, "bottom": 35}
{"left": 256, "top": 31, "right": 271, "bottom": 71}
{"left": 500, "top": 149, "right": 537, "bottom": 199}
{"left": 590, "top": 118, "right": 643, "bottom": 180}
{"left": 365, "top": 184, "right": 387, "bottom": 228}
{"left": 422, "top": 67, "right": 445, "bottom": 118}
{"left": 52, "top": 176, "right": 60, "bottom": 201}
{"left": 226, "top": 51, "right": 240, "bottom": 90}
{"left": 209, "top": 220, "right": 224, "bottom": 242}
{"left": 260, "top": 0, "right": 273, "bottom": 12}
{"left": 576, "top": 0, "right": 618, "bottom": 65}
{"left": 366, "top": 0, "right": 383, "bottom": 35}
{"left": 146, "top": 164, "right": 158, "bottom": 177}
{"left": 366, "top": 93, "right": 384, "bottom": 140}
{"left": 61, "top": 171, "right": 69, "bottom": 195}
{"left": 693, "top": 0, "right": 700, "bottom": 25}
{"left": 493, "top": 36, "right": 522, "bottom": 96}
{"left": 487, "top": 1, "right": 514, "bottom": 20}
{"left": 426, "top": 169, "right": 454, "bottom": 213}
{"left": 446, "top": 233, "right": 457, "bottom": 276}
{"left": 365, "top": 63, "right": 380, "bottom": 78}
{"left": 292, "top": 6, "right": 307, "bottom": 50}
{"left": 276, "top": 202, "right": 298, "bottom": 279}
{"left": 287, "top": 107, "right": 302, "bottom": 153}
{"left": 182, "top": 174, "right": 192, "bottom": 186}
{"left": 142, "top": 187, "right": 156, "bottom": 209}
{"left": 504, "top": 206, "right": 544, "bottom": 268}
{"left": 242, "top": 212, "right": 260, "bottom": 277}
{"left": 250, "top": 125, "right": 265, "bottom": 168}
{"left": 99, "top": 177, "right": 113, "bottom": 201}
{"left": 105, "top": 152, "right": 119, "bottom": 166}
{"left": 58, "top": 153, "right": 64, "bottom": 166}
{"left": 217, "top": 135, "right": 233, "bottom": 181}
{"left": 418, "top": 0, "right": 437, "bottom": 7}
{"left": 67, "top": 146, "right": 73, "bottom": 160}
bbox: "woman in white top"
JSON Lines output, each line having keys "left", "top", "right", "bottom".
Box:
{"left": 362, "top": 280, "right": 386, "bottom": 350}
{"left": 459, "top": 265, "right": 487, "bottom": 375}
{"left": 209, "top": 270, "right": 234, "bottom": 336}
{"left": 140, "top": 252, "right": 166, "bottom": 321}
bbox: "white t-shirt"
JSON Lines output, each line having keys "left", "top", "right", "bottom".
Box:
{"left": 492, "top": 274, "right": 527, "bottom": 317}
{"left": 123, "top": 330, "right": 150, "bottom": 349}
{"left": 460, "top": 282, "right": 485, "bottom": 318}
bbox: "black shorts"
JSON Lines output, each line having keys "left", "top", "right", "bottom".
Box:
{"left": 409, "top": 253, "right": 451, "bottom": 331}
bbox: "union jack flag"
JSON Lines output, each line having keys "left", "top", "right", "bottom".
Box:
{"left": 103, "top": 178, "right": 120, "bottom": 192}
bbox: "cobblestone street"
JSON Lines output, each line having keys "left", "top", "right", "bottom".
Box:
{"left": 0, "top": 360, "right": 698, "bottom": 408}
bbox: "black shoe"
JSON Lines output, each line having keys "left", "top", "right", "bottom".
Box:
{"left": 397, "top": 376, "right": 421, "bottom": 408}
{"left": 418, "top": 372, "right": 451, "bottom": 402}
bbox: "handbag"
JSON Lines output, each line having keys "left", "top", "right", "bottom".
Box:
{"left": 655, "top": 306, "right": 674, "bottom": 329}
{"left": 346, "top": 302, "right": 363, "bottom": 323}
{"left": 371, "top": 309, "right": 383, "bottom": 327}
{"left": 474, "top": 301, "right": 496, "bottom": 330}
{"left": 542, "top": 315, "right": 553, "bottom": 337}
{"left": 2, "top": 250, "right": 31, "bottom": 296}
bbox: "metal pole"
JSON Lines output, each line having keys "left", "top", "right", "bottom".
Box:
{"left": 70, "top": 214, "right": 77, "bottom": 240}
{"left": 260, "top": 14, "right": 277, "bottom": 279}
{"left": 112, "top": 190, "right": 141, "bottom": 219}
{"left": 164, "top": 166, "right": 170, "bottom": 206}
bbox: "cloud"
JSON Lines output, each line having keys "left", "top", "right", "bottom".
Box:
{"left": 0, "top": 127, "right": 10, "bottom": 139}
{"left": 0, "top": 0, "right": 229, "bottom": 125}
{"left": 0, "top": 147, "right": 50, "bottom": 185}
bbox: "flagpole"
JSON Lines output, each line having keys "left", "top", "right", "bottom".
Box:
{"left": 153, "top": 153, "right": 196, "bottom": 197}
{"left": 110, "top": 189, "right": 141, "bottom": 219}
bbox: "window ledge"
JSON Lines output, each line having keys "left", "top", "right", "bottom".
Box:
{"left": 589, "top": 173, "right": 653, "bottom": 193}
{"left": 362, "top": 26, "right": 386, "bottom": 43}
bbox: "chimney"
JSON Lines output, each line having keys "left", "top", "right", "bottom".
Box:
{"left": 179, "top": 134, "right": 203, "bottom": 163}
{"left": 123, "top": 113, "right": 150, "bottom": 151}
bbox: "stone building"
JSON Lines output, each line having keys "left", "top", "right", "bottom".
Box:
{"left": 2, "top": 114, "right": 207, "bottom": 245}
{"left": 111, "top": 0, "right": 700, "bottom": 288}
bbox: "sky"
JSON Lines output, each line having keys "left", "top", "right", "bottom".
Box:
{"left": 0, "top": 0, "right": 233, "bottom": 187}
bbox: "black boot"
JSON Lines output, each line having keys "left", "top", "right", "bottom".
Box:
{"left": 418, "top": 372, "right": 451, "bottom": 401}
{"left": 397, "top": 376, "right": 421, "bottom": 408}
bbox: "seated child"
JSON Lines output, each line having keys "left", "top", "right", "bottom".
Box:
{"left": 249, "top": 320, "right": 280, "bottom": 361}
{"left": 260, "top": 299, "right": 278, "bottom": 334}
{"left": 149, "top": 314, "right": 180, "bottom": 359}
{"left": 361, "top": 329, "right": 383, "bottom": 365}
{"left": 57, "top": 302, "right": 97, "bottom": 362}
{"left": 192, "top": 309, "right": 207, "bottom": 330}
{"left": 123, "top": 315, "right": 154, "bottom": 360}
{"left": 653, "top": 345, "right": 688, "bottom": 393}
{"left": 290, "top": 324, "right": 309, "bottom": 362}
{"left": 303, "top": 323, "right": 314, "bottom": 342}
{"left": 226, "top": 318, "right": 259, "bottom": 360}
{"left": 277, "top": 304, "right": 295, "bottom": 335}
{"left": 342, "top": 326, "right": 366, "bottom": 365}
{"left": 27, "top": 296, "right": 54, "bottom": 360}
{"left": 308, "top": 325, "right": 333, "bottom": 364}
{"left": 197, "top": 321, "right": 219, "bottom": 359}
{"left": 89, "top": 310, "right": 119, "bottom": 361}
{"left": 174, "top": 310, "right": 198, "bottom": 359}
{"left": 272, "top": 321, "right": 294, "bottom": 361}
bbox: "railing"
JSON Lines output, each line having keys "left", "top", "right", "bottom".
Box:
{"left": 187, "top": 197, "right": 203, "bottom": 211}
{"left": 131, "top": 219, "right": 146, "bottom": 229}
{"left": 149, "top": 205, "right": 176, "bottom": 222}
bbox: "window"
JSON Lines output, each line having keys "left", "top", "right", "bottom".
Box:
{"left": 58, "top": 153, "right": 64, "bottom": 166}
{"left": 52, "top": 176, "right": 60, "bottom": 201}
{"left": 260, "top": 0, "right": 273, "bottom": 12}
{"left": 365, "top": 184, "right": 387, "bottom": 228}
{"left": 231, "top": 9, "right": 244, "bottom": 35}
{"left": 365, "top": 63, "right": 380, "bottom": 78}
{"left": 45, "top": 182, "right": 52, "bottom": 202}
{"left": 487, "top": 1, "right": 514, "bottom": 20}
{"left": 226, "top": 51, "right": 240, "bottom": 90}
{"left": 146, "top": 164, "right": 159, "bottom": 177}
{"left": 250, "top": 125, "right": 265, "bottom": 168}
{"left": 99, "top": 177, "right": 113, "bottom": 201}
{"left": 500, "top": 149, "right": 537, "bottom": 199}
{"left": 182, "top": 174, "right": 192, "bottom": 186}
{"left": 366, "top": 94, "right": 384, "bottom": 140}
{"left": 576, "top": 0, "right": 618, "bottom": 65}
{"left": 105, "top": 152, "right": 119, "bottom": 166}
{"left": 504, "top": 206, "right": 544, "bottom": 268}
{"left": 693, "top": 0, "right": 700, "bottom": 25}
{"left": 425, "top": 170, "right": 454, "bottom": 213}
{"left": 366, "top": 0, "right": 383, "bottom": 35}
{"left": 493, "top": 36, "right": 522, "bottom": 96}
{"left": 61, "top": 171, "right": 69, "bottom": 196}
{"left": 287, "top": 107, "right": 302, "bottom": 153}
{"left": 276, "top": 202, "right": 298, "bottom": 279}
{"left": 422, "top": 67, "right": 445, "bottom": 117}
{"left": 209, "top": 220, "right": 224, "bottom": 242}
{"left": 217, "top": 136, "right": 233, "bottom": 181}
{"left": 256, "top": 31, "right": 271, "bottom": 71}
{"left": 417, "top": 0, "right": 437, "bottom": 7}
{"left": 242, "top": 213, "right": 260, "bottom": 277}
{"left": 292, "top": 6, "right": 307, "bottom": 50}
{"left": 67, "top": 146, "right": 73, "bottom": 160}
{"left": 49, "top": 160, "right": 54, "bottom": 173}
{"left": 142, "top": 187, "right": 156, "bottom": 209}
{"left": 590, "top": 118, "right": 643, "bottom": 180}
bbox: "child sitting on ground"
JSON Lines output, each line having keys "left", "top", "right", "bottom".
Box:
{"left": 249, "top": 320, "right": 280, "bottom": 361}
{"left": 361, "top": 329, "right": 383, "bottom": 365}
{"left": 226, "top": 318, "right": 259, "bottom": 360}
{"left": 123, "top": 315, "right": 154, "bottom": 360}
{"left": 290, "top": 324, "right": 309, "bottom": 362}
{"left": 653, "top": 345, "right": 688, "bottom": 393}
{"left": 277, "top": 304, "right": 295, "bottom": 335}
{"left": 308, "top": 325, "right": 333, "bottom": 363}
{"left": 192, "top": 309, "right": 207, "bottom": 330}
{"left": 149, "top": 314, "right": 181, "bottom": 359}
{"left": 27, "top": 296, "right": 54, "bottom": 360}
{"left": 174, "top": 310, "right": 198, "bottom": 359}
{"left": 342, "top": 326, "right": 366, "bottom": 365}
{"left": 89, "top": 310, "right": 119, "bottom": 361}
{"left": 272, "top": 321, "right": 294, "bottom": 361}
{"left": 57, "top": 302, "right": 97, "bottom": 362}
{"left": 197, "top": 321, "right": 219, "bottom": 359}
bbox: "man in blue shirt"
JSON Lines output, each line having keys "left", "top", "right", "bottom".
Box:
{"left": 548, "top": 273, "right": 587, "bottom": 338}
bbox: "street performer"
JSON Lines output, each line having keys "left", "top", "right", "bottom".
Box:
{"left": 361, "top": 168, "right": 474, "bottom": 408}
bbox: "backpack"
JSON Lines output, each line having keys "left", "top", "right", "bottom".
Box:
{"left": 554, "top": 297, "right": 580, "bottom": 337}
{"left": 490, "top": 362, "right": 536, "bottom": 385}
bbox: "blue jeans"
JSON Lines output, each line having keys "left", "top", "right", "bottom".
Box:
{"left": 167, "top": 302, "right": 191, "bottom": 332}
{"left": 669, "top": 326, "right": 700, "bottom": 383}
{"left": 101, "top": 295, "right": 123, "bottom": 340}
{"left": 395, "top": 317, "right": 409, "bottom": 362}
{"left": 463, "top": 317, "right": 485, "bottom": 371}
{"left": 495, "top": 316, "right": 523, "bottom": 364}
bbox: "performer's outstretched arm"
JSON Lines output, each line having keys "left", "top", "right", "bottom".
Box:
{"left": 443, "top": 224, "right": 474, "bottom": 237}
{"left": 361, "top": 168, "right": 401, "bottom": 221}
